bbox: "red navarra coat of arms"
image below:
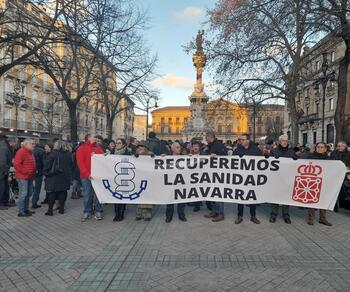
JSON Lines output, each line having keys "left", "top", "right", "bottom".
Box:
{"left": 292, "top": 163, "right": 323, "bottom": 204}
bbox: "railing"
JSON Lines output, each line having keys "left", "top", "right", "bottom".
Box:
{"left": 298, "top": 113, "right": 319, "bottom": 124}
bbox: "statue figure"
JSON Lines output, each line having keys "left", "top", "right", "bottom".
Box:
{"left": 195, "top": 30, "right": 204, "bottom": 54}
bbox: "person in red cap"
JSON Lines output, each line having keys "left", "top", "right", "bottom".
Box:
{"left": 77, "top": 133, "right": 104, "bottom": 221}
{"left": 14, "top": 139, "right": 36, "bottom": 217}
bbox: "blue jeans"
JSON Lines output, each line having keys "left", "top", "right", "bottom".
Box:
{"left": 17, "top": 179, "right": 33, "bottom": 214}
{"left": 32, "top": 175, "right": 43, "bottom": 207}
{"left": 81, "top": 179, "right": 102, "bottom": 214}
{"left": 213, "top": 202, "right": 224, "bottom": 215}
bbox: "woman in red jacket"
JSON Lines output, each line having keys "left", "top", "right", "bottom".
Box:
{"left": 14, "top": 139, "right": 36, "bottom": 217}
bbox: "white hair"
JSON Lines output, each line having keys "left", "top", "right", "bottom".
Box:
{"left": 279, "top": 134, "right": 289, "bottom": 141}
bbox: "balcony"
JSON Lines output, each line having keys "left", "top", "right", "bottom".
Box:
{"left": 298, "top": 113, "right": 320, "bottom": 124}
{"left": 32, "top": 99, "right": 45, "bottom": 109}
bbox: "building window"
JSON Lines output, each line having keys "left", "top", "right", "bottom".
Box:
{"left": 100, "top": 118, "right": 103, "bottom": 129}
{"left": 275, "top": 116, "right": 281, "bottom": 123}
{"left": 161, "top": 117, "right": 165, "bottom": 124}
{"left": 218, "top": 125, "right": 222, "bottom": 134}
{"left": 306, "top": 106, "right": 309, "bottom": 115}
{"left": 302, "top": 133, "right": 308, "bottom": 146}
{"left": 305, "top": 87, "right": 310, "bottom": 98}
{"left": 161, "top": 126, "right": 164, "bottom": 134}
{"left": 176, "top": 127, "right": 179, "bottom": 134}
{"left": 315, "top": 60, "right": 320, "bottom": 71}
{"left": 85, "top": 115, "right": 88, "bottom": 126}
{"left": 227, "top": 125, "right": 232, "bottom": 133}
{"left": 329, "top": 98, "right": 334, "bottom": 111}
{"left": 168, "top": 117, "right": 172, "bottom": 124}
{"left": 315, "top": 103, "right": 319, "bottom": 114}
{"left": 331, "top": 51, "right": 336, "bottom": 62}
{"left": 176, "top": 117, "right": 180, "bottom": 124}
{"left": 184, "top": 117, "right": 188, "bottom": 123}
{"left": 168, "top": 126, "right": 172, "bottom": 134}
{"left": 257, "top": 126, "right": 262, "bottom": 134}
{"left": 313, "top": 131, "right": 317, "bottom": 145}
{"left": 326, "top": 124, "right": 334, "bottom": 143}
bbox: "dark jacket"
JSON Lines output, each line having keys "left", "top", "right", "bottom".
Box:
{"left": 207, "top": 139, "right": 227, "bottom": 155}
{"left": 271, "top": 144, "right": 296, "bottom": 159}
{"left": 44, "top": 150, "right": 73, "bottom": 192}
{"left": 0, "top": 139, "right": 12, "bottom": 179}
{"left": 148, "top": 137, "right": 162, "bottom": 155}
{"left": 330, "top": 150, "right": 350, "bottom": 168}
{"left": 33, "top": 145, "right": 45, "bottom": 176}
{"left": 302, "top": 152, "right": 331, "bottom": 160}
{"left": 233, "top": 141, "right": 262, "bottom": 156}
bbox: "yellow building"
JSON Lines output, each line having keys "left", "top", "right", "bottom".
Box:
{"left": 151, "top": 99, "right": 249, "bottom": 141}
{"left": 133, "top": 114, "right": 147, "bottom": 141}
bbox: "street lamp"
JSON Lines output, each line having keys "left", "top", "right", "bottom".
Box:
{"left": 7, "top": 80, "right": 26, "bottom": 136}
{"left": 313, "top": 52, "right": 336, "bottom": 142}
{"left": 145, "top": 97, "right": 158, "bottom": 138}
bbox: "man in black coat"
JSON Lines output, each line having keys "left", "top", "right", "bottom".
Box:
{"left": 204, "top": 130, "right": 227, "bottom": 222}
{"left": 232, "top": 133, "right": 261, "bottom": 224}
{"left": 330, "top": 141, "right": 350, "bottom": 168}
{"left": 269, "top": 134, "right": 295, "bottom": 224}
{"left": 32, "top": 140, "right": 45, "bottom": 209}
{"left": 0, "top": 134, "right": 12, "bottom": 209}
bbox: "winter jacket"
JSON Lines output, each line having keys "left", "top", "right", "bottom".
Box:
{"left": 330, "top": 150, "right": 350, "bottom": 168}
{"left": 232, "top": 141, "right": 262, "bottom": 157}
{"left": 206, "top": 139, "right": 227, "bottom": 155}
{"left": 76, "top": 141, "right": 104, "bottom": 179}
{"left": 33, "top": 145, "right": 45, "bottom": 176}
{"left": 14, "top": 147, "right": 36, "bottom": 180}
{"left": 270, "top": 144, "right": 296, "bottom": 159}
{"left": 148, "top": 137, "right": 162, "bottom": 155}
{"left": 43, "top": 149, "right": 73, "bottom": 192}
{"left": 0, "top": 139, "right": 12, "bottom": 179}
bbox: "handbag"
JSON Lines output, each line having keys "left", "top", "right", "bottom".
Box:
{"left": 46, "top": 152, "right": 63, "bottom": 177}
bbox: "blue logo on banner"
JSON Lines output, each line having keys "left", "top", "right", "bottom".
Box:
{"left": 102, "top": 158, "right": 147, "bottom": 200}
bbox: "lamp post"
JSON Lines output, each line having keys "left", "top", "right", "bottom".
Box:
{"left": 145, "top": 97, "right": 158, "bottom": 138}
{"left": 7, "top": 80, "right": 26, "bottom": 136}
{"left": 313, "top": 52, "right": 336, "bottom": 142}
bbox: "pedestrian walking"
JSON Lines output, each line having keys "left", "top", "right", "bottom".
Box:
{"left": 43, "top": 141, "right": 73, "bottom": 216}
{"left": 165, "top": 142, "right": 187, "bottom": 223}
{"left": 232, "top": 133, "right": 262, "bottom": 224}
{"left": 14, "top": 139, "right": 36, "bottom": 217}
{"left": 77, "top": 134, "right": 104, "bottom": 222}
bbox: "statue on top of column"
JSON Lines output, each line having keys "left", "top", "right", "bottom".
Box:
{"left": 195, "top": 30, "right": 204, "bottom": 54}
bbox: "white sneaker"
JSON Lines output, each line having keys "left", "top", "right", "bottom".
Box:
{"left": 94, "top": 212, "right": 103, "bottom": 220}
{"left": 81, "top": 213, "right": 90, "bottom": 222}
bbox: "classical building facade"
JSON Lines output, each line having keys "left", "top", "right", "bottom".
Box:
{"left": 0, "top": 0, "right": 134, "bottom": 142}
{"left": 151, "top": 99, "right": 284, "bottom": 142}
{"left": 133, "top": 114, "right": 147, "bottom": 141}
{"left": 283, "top": 33, "right": 350, "bottom": 145}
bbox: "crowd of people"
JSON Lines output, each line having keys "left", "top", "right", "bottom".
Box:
{"left": 0, "top": 131, "right": 349, "bottom": 227}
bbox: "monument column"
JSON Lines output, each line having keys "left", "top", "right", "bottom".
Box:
{"left": 182, "top": 30, "right": 213, "bottom": 142}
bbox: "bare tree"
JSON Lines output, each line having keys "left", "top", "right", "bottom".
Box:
{"left": 0, "top": 0, "right": 64, "bottom": 77}
{"left": 36, "top": 0, "right": 115, "bottom": 143}
{"left": 206, "top": 0, "right": 322, "bottom": 144}
{"left": 92, "top": 0, "right": 157, "bottom": 140}
{"left": 310, "top": 0, "right": 350, "bottom": 142}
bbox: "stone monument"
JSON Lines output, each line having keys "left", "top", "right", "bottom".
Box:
{"left": 182, "top": 30, "right": 213, "bottom": 142}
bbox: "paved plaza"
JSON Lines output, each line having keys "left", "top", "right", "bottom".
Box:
{"left": 1, "top": 197, "right": 350, "bottom": 292}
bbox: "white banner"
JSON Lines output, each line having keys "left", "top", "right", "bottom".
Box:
{"left": 91, "top": 155, "right": 347, "bottom": 210}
